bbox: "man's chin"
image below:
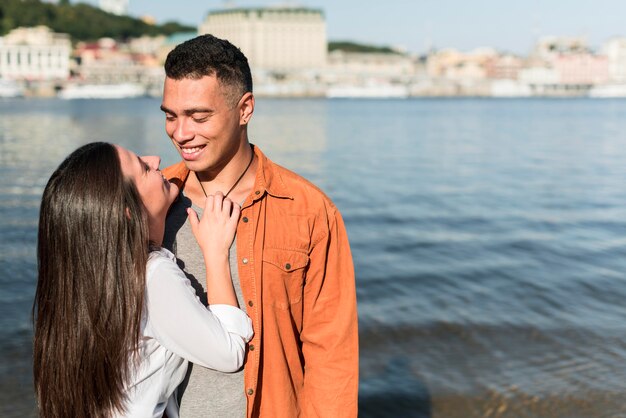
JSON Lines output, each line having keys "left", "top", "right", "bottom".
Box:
{"left": 181, "top": 158, "right": 207, "bottom": 173}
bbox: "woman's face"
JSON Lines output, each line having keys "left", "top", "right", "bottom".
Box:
{"left": 116, "top": 145, "right": 179, "bottom": 230}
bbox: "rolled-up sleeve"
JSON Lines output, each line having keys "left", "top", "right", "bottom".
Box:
{"left": 145, "top": 253, "right": 253, "bottom": 373}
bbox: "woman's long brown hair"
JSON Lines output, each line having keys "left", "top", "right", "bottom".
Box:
{"left": 33, "top": 142, "right": 150, "bottom": 417}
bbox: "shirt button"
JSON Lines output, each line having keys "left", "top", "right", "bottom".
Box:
{"left": 247, "top": 388, "right": 254, "bottom": 396}
{"left": 248, "top": 300, "right": 254, "bottom": 307}
{"left": 242, "top": 258, "right": 248, "bottom": 264}
{"left": 285, "top": 263, "right": 291, "bottom": 270}
{"left": 242, "top": 216, "right": 249, "bottom": 223}
{"left": 249, "top": 344, "right": 255, "bottom": 351}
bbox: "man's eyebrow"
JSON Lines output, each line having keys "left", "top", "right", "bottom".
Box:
{"left": 159, "top": 105, "right": 213, "bottom": 116}
{"left": 183, "top": 108, "right": 213, "bottom": 116}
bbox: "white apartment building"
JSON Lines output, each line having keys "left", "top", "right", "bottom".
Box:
{"left": 602, "top": 38, "right": 626, "bottom": 83}
{"left": 0, "top": 26, "right": 71, "bottom": 81}
{"left": 199, "top": 7, "right": 327, "bottom": 72}
{"left": 99, "top": 0, "right": 129, "bottom": 16}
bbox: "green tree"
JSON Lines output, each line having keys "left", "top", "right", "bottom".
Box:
{"left": 0, "top": 0, "right": 194, "bottom": 40}
{"left": 329, "top": 41, "right": 401, "bottom": 55}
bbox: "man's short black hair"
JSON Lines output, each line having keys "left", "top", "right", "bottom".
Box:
{"left": 164, "top": 34, "right": 253, "bottom": 106}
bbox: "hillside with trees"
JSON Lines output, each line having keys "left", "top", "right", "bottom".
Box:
{"left": 329, "top": 41, "right": 403, "bottom": 54}
{"left": 0, "top": 0, "right": 194, "bottom": 41}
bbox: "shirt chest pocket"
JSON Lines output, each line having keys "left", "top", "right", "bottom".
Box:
{"left": 262, "top": 248, "right": 309, "bottom": 310}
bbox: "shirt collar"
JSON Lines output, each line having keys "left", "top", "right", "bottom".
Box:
{"left": 251, "top": 145, "right": 293, "bottom": 201}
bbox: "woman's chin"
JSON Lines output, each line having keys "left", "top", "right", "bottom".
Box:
{"left": 168, "top": 183, "right": 180, "bottom": 205}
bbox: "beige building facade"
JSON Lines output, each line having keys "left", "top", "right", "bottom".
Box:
{"left": 199, "top": 8, "right": 327, "bottom": 72}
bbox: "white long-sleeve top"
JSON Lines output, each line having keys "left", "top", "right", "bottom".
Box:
{"left": 116, "top": 248, "right": 253, "bottom": 418}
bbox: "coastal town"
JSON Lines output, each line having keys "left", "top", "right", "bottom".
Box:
{"left": 1, "top": 1, "right": 626, "bottom": 99}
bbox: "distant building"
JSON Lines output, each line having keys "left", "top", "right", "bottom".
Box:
{"left": 553, "top": 53, "right": 609, "bottom": 85}
{"left": 426, "top": 48, "right": 465, "bottom": 78}
{"left": 485, "top": 54, "right": 524, "bottom": 80}
{"left": 73, "top": 37, "right": 161, "bottom": 85}
{"left": 518, "top": 62, "right": 560, "bottom": 86}
{"left": 326, "top": 50, "right": 414, "bottom": 81}
{"left": 99, "top": 0, "right": 129, "bottom": 16}
{"left": 427, "top": 48, "right": 495, "bottom": 81}
{"left": 533, "top": 36, "right": 589, "bottom": 61}
{"left": 521, "top": 36, "right": 608, "bottom": 96}
{"left": 140, "top": 15, "right": 157, "bottom": 25}
{"left": 0, "top": 26, "right": 71, "bottom": 81}
{"left": 199, "top": 7, "right": 327, "bottom": 72}
{"left": 129, "top": 35, "right": 167, "bottom": 56}
{"left": 602, "top": 38, "right": 626, "bottom": 83}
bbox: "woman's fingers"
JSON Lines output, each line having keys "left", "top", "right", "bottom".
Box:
{"left": 222, "top": 196, "right": 233, "bottom": 216}
{"left": 186, "top": 207, "right": 200, "bottom": 235}
{"left": 212, "top": 191, "right": 223, "bottom": 213}
{"left": 200, "top": 193, "right": 240, "bottom": 223}
{"left": 205, "top": 194, "right": 215, "bottom": 213}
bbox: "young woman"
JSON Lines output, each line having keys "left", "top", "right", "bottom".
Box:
{"left": 33, "top": 142, "right": 252, "bottom": 418}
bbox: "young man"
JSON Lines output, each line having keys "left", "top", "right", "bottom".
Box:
{"left": 161, "top": 35, "right": 358, "bottom": 418}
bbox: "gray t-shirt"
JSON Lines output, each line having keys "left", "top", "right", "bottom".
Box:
{"left": 163, "top": 194, "right": 246, "bottom": 418}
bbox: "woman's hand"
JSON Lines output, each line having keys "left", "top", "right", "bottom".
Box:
{"left": 187, "top": 192, "right": 240, "bottom": 261}
{"left": 187, "top": 192, "right": 240, "bottom": 307}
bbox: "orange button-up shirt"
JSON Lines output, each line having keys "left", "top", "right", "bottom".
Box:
{"left": 163, "top": 145, "right": 359, "bottom": 418}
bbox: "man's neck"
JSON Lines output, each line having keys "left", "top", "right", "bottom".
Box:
{"left": 188, "top": 143, "right": 257, "bottom": 207}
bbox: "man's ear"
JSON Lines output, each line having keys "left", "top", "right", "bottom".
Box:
{"left": 125, "top": 207, "right": 131, "bottom": 220}
{"left": 239, "top": 92, "right": 255, "bottom": 125}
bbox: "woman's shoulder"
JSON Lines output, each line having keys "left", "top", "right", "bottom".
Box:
{"left": 146, "top": 247, "right": 178, "bottom": 275}
{"left": 148, "top": 246, "right": 176, "bottom": 262}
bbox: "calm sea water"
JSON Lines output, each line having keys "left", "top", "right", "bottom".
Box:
{"left": 3, "top": 97, "right": 626, "bottom": 417}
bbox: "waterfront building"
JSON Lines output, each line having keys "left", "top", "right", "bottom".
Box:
{"left": 129, "top": 35, "right": 167, "bottom": 56}
{"left": 198, "top": 7, "right": 326, "bottom": 72}
{"left": 325, "top": 50, "right": 415, "bottom": 82}
{"left": 489, "top": 79, "right": 532, "bottom": 97}
{"left": 426, "top": 48, "right": 465, "bottom": 78}
{"left": 444, "top": 60, "right": 487, "bottom": 81}
{"left": 518, "top": 63, "right": 559, "bottom": 85}
{"left": 518, "top": 60, "right": 585, "bottom": 96}
{"left": 426, "top": 48, "right": 495, "bottom": 80}
{"left": 99, "top": 0, "right": 129, "bottom": 16}
{"left": 602, "top": 38, "right": 626, "bottom": 83}
{"left": 72, "top": 37, "right": 161, "bottom": 88}
{"left": 485, "top": 54, "right": 524, "bottom": 80}
{"left": 322, "top": 50, "right": 415, "bottom": 98}
{"left": 553, "top": 53, "right": 609, "bottom": 85}
{"left": 532, "top": 36, "right": 589, "bottom": 61}
{"left": 0, "top": 26, "right": 70, "bottom": 81}
{"left": 522, "top": 37, "right": 608, "bottom": 96}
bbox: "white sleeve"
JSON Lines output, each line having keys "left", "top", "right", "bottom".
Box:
{"left": 145, "top": 254, "right": 253, "bottom": 372}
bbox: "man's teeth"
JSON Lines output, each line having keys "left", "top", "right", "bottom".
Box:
{"left": 181, "top": 146, "right": 203, "bottom": 154}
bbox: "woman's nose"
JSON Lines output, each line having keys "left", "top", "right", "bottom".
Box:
{"left": 141, "top": 156, "right": 161, "bottom": 170}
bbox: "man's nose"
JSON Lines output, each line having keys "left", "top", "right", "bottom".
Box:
{"left": 172, "top": 118, "right": 194, "bottom": 142}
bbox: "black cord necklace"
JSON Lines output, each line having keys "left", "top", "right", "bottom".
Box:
{"left": 196, "top": 148, "right": 255, "bottom": 198}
